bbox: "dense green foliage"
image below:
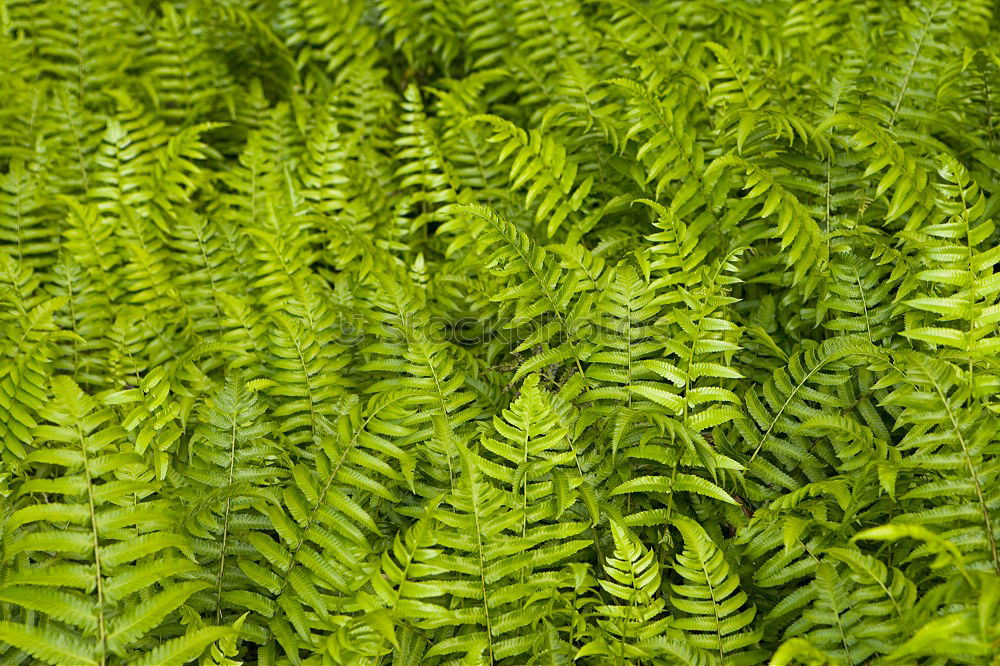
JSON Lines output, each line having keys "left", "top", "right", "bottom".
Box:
{"left": 1, "top": 0, "right": 999, "bottom": 664}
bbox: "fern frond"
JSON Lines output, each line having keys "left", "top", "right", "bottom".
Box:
{"left": 670, "top": 515, "right": 764, "bottom": 665}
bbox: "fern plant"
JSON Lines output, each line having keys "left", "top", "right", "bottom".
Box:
{"left": 1, "top": 0, "right": 999, "bottom": 664}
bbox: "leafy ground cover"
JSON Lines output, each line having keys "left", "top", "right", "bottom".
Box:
{"left": 1, "top": 1, "right": 999, "bottom": 664}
